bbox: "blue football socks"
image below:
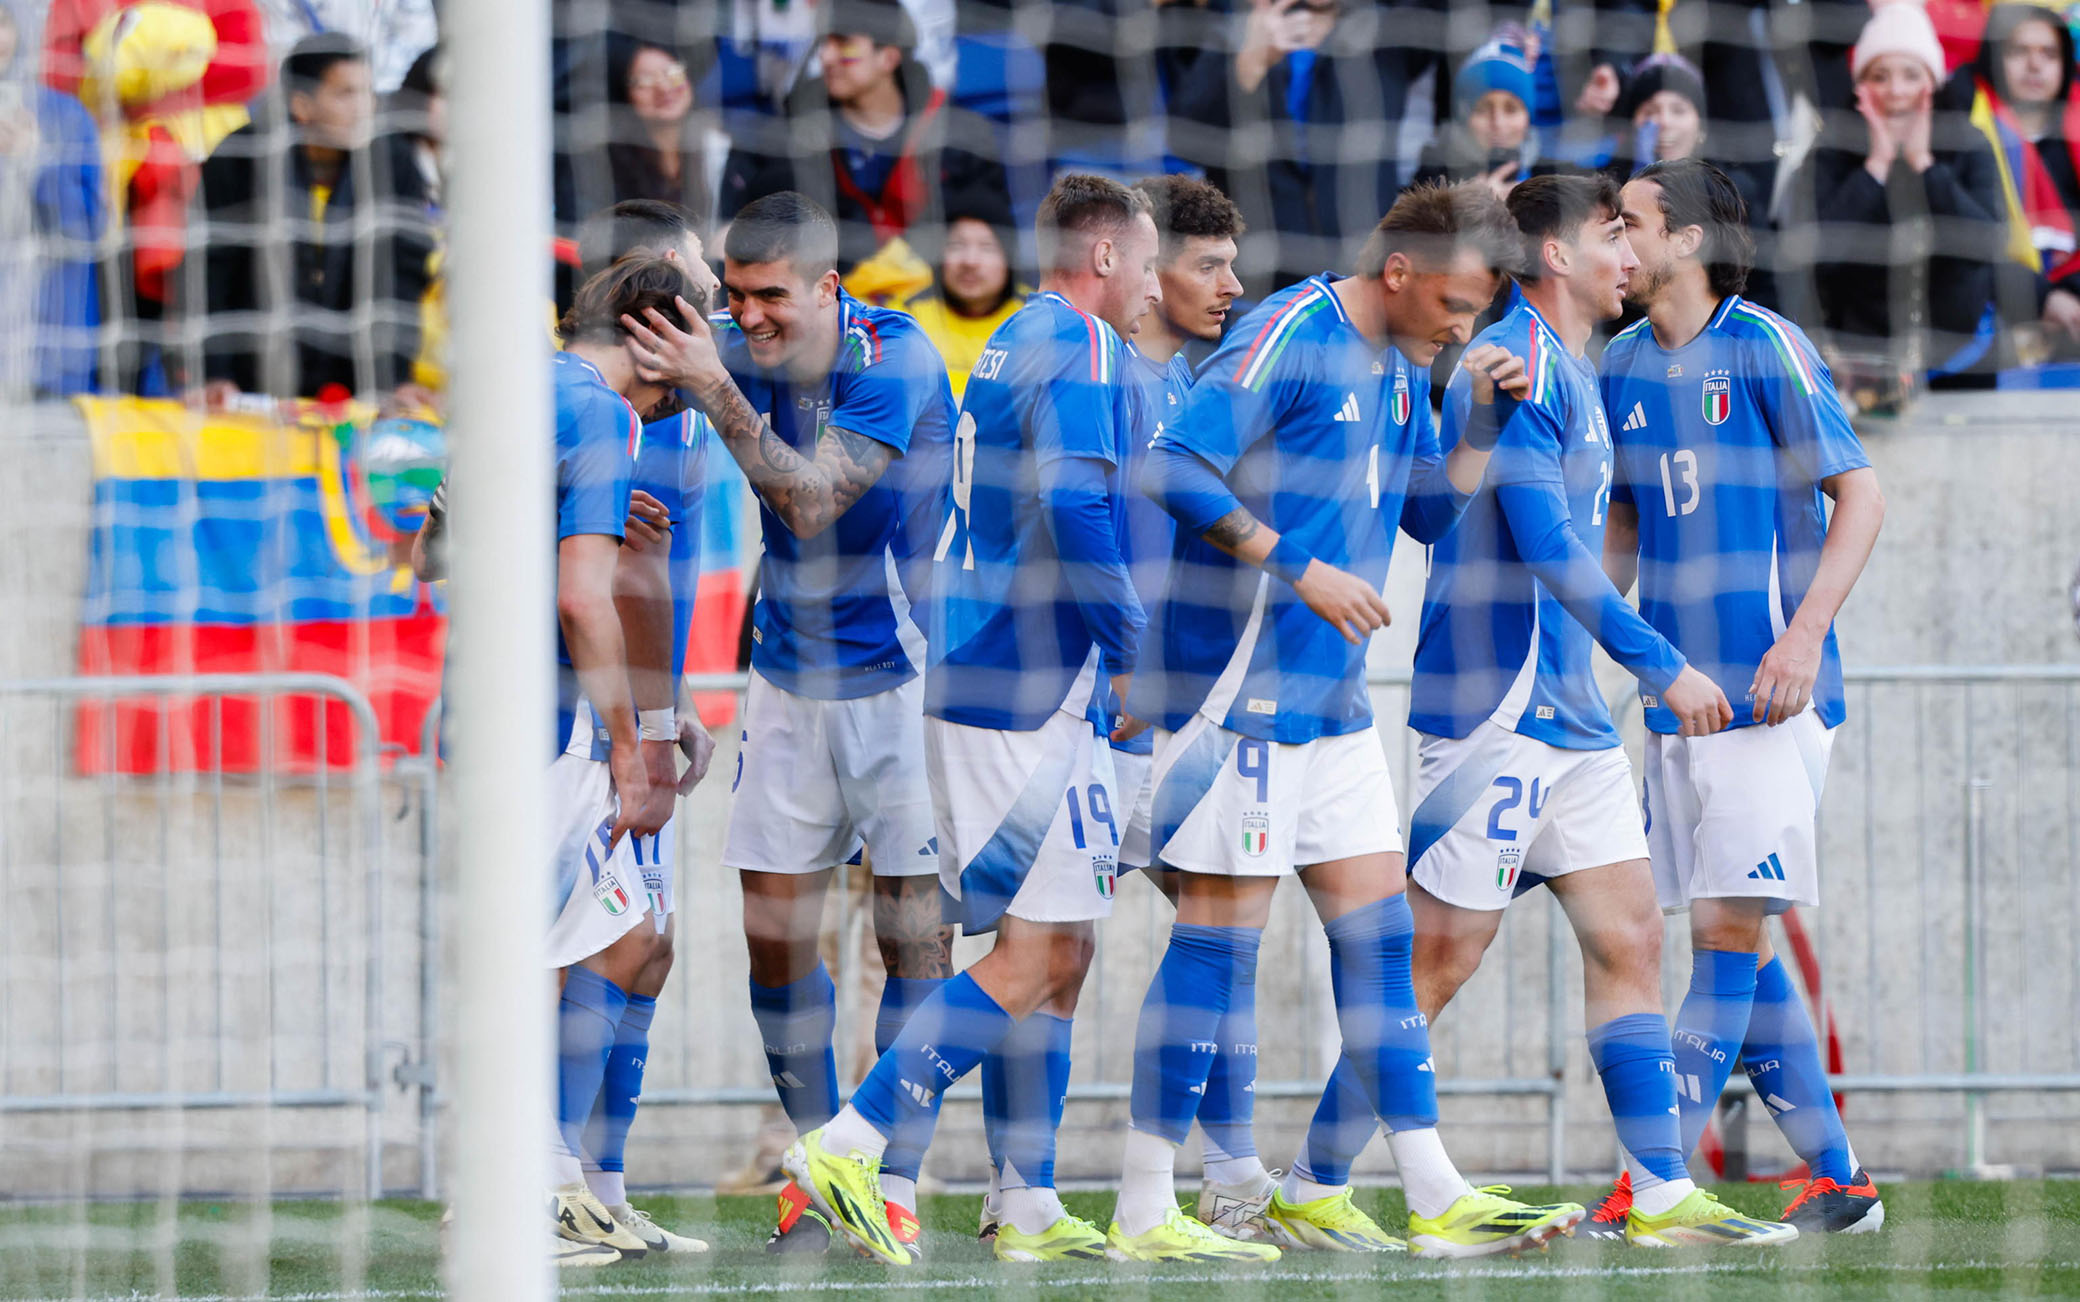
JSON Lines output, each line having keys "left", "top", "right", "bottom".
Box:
{"left": 876, "top": 976, "right": 944, "bottom": 1184}
{"left": 849, "top": 972, "right": 1015, "bottom": 1147}
{"left": 1745, "top": 956, "right": 1854, "bottom": 1182}
{"left": 1129, "top": 924, "right": 1262, "bottom": 1143}
{"left": 1323, "top": 896, "right": 1437, "bottom": 1133}
{"left": 748, "top": 964, "right": 840, "bottom": 1132}
{"left": 1587, "top": 1012, "right": 1690, "bottom": 1190}
{"left": 557, "top": 967, "right": 629, "bottom": 1171}
{"left": 581, "top": 991, "right": 654, "bottom": 1182}
{"left": 1672, "top": 948, "right": 1760, "bottom": 1157}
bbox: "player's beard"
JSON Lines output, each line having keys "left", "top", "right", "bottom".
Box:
{"left": 1626, "top": 256, "right": 1673, "bottom": 308}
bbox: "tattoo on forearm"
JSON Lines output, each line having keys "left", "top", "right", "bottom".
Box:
{"left": 874, "top": 875, "right": 955, "bottom": 980}
{"left": 1202, "top": 507, "right": 1262, "bottom": 553}
{"left": 697, "top": 377, "right": 890, "bottom": 536}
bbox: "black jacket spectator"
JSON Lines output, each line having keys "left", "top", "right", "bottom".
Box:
{"left": 1165, "top": 0, "right": 1409, "bottom": 293}
{"left": 192, "top": 37, "right": 428, "bottom": 400}
{"left": 719, "top": 0, "right": 1004, "bottom": 274}
{"left": 1791, "top": 10, "right": 2002, "bottom": 375}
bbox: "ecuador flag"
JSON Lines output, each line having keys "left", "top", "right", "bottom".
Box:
{"left": 73, "top": 396, "right": 445, "bottom": 774}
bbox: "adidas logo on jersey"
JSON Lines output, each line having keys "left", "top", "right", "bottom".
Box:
{"left": 1333, "top": 392, "right": 1363, "bottom": 421}
{"left": 1622, "top": 401, "right": 1647, "bottom": 432}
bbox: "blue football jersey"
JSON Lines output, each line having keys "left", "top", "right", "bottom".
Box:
{"left": 926, "top": 291, "right": 1145, "bottom": 731}
{"left": 1114, "top": 342, "right": 1196, "bottom": 756}
{"left": 1135, "top": 274, "right": 1466, "bottom": 744}
{"left": 552, "top": 350, "right": 641, "bottom": 759}
{"left": 718, "top": 291, "right": 955, "bottom": 701}
{"left": 1410, "top": 294, "right": 1685, "bottom": 749}
{"left": 632, "top": 406, "right": 714, "bottom": 680}
{"left": 1602, "top": 296, "right": 1871, "bottom": 734}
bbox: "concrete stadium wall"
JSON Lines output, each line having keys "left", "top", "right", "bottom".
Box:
{"left": 2, "top": 392, "right": 2077, "bottom": 1200}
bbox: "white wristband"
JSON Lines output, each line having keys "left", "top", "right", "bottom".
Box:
{"left": 638, "top": 708, "right": 677, "bottom": 741}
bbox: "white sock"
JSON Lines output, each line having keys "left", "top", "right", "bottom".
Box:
{"left": 1002, "top": 1184, "right": 1068, "bottom": 1235}
{"left": 880, "top": 1174, "right": 918, "bottom": 1212}
{"left": 1385, "top": 1127, "right": 1475, "bottom": 1220}
{"left": 1282, "top": 1168, "right": 1346, "bottom": 1205}
{"left": 1630, "top": 1175, "right": 1696, "bottom": 1217}
{"left": 819, "top": 1105, "right": 890, "bottom": 1163}
{"left": 1113, "top": 1128, "right": 1180, "bottom": 1236}
{"left": 1203, "top": 1154, "right": 1269, "bottom": 1189}
{"left": 551, "top": 1150, "right": 586, "bottom": 1188}
{"left": 584, "top": 1168, "right": 625, "bottom": 1207}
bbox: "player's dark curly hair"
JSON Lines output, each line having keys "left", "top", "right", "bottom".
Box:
{"left": 1355, "top": 180, "right": 1522, "bottom": 279}
{"left": 1133, "top": 175, "right": 1246, "bottom": 259}
{"left": 1632, "top": 158, "right": 1754, "bottom": 298}
{"left": 559, "top": 256, "right": 695, "bottom": 345}
{"left": 1036, "top": 173, "right": 1153, "bottom": 272}
{"left": 1506, "top": 172, "right": 1623, "bottom": 284}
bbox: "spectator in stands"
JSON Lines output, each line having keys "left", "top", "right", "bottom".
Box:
{"left": 1605, "top": 52, "right": 1782, "bottom": 307}
{"left": 901, "top": 193, "right": 1026, "bottom": 398}
{"left": 42, "top": 0, "right": 271, "bottom": 394}
{"left": 719, "top": 0, "right": 1004, "bottom": 300}
{"left": 1794, "top": 0, "right": 2001, "bottom": 389}
{"left": 1961, "top": 3, "right": 2080, "bottom": 354}
{"left": 0, "top": 0, "right": 103, "bottom": 398}
{"left": 193, "top": 34, "right": 433, "bottom": 408}
{"left": 1410, "top": 37, "right": 1558, "bottom": 198}
{"left": 602, "top": 41, "right": 714, "bottom": 222}
{"left": 1042, "top": 0, "right": 1166, "bottom": 175}
{"left": 381, "top": 45, "right": 448, "bottom": 395}
{"left": 1164, "top": 0, "right": 1409, "bottom": 293}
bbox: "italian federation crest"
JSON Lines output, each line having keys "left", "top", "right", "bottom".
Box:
{"left": 1496, "top": 846, "right": 1524, "bottom": 891}
{"left": 1703, "top": 374, "right": 1732, "bottom": 425}
{"left": 1241, "top": 810, "right": 1270, "bottom": 857}
{"left": 1093, "top": 853, "right": 1118, "bottom": 901}
{"left": 1391, "top": 372, "right": 1411, "bottom": 426}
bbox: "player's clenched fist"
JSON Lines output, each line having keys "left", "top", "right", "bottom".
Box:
{"left": 1462, "top": 343, "right": 1531, "bottom": 406}
{"left": 1293, "top": 560, "right": 1392, "bottom": 645}
{"left": 1661, "top": 664, "right": 1734, "bottom": 738}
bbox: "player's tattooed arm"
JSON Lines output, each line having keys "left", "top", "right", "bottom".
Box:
{"left": 873, "top": 874, "right": 955, "bottom": 980}
{"left": 1202, "top": 507, "right": 1263, "bottom": 553}
{"left": 692, "top": 376, "right": 894, "bottom": 539}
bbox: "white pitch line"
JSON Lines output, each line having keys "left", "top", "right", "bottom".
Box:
{"left": 6, "top": 1256, "right": 2074, "bottom": 1302}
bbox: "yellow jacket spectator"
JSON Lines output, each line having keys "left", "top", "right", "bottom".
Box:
{"left": 900, "top": 204, "right": 1024, "bottom": 399}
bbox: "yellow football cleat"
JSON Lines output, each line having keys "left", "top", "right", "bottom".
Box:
{"left": 1627, "top": 1188, "right": 1800, "bottom": 1247}
{"left": 993, "top": 1211, "right": 1110, "bottom": 1262}
{"left": 550, "top": 1182, "right": 647, "bottom": 1258}
{"left": 1105, "top": 1206, "right": 1284, "bottom": 1263}
{"left": 1264, "top": 1186, "right": 1408, "bottom": 1252}
{"left": 1407, "top": 1185, "right": 1585, "bottom": 1259}
{"left": 780, "top": 1128, "right": 910, "bottom": 1266}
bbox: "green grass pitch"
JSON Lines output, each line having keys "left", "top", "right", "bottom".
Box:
{"left": 2, "top": 1180, "right": 2076, "bottom": 1300}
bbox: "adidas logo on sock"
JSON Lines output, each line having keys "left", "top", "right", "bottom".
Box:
{"left": 1333, "top": 392, "right": 1362, "bottom": 421}
{"left": 902, "top": 1079, "right": 936, "bottom": 1107}
{"left": 1621, "top": 401, "right": 1647, "bottom": 432}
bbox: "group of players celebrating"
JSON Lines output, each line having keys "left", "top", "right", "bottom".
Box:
{"left": 448, "top": 151, "right": 1890, "bottom": 1268}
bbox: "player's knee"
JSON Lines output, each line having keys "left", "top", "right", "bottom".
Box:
{"left": 1690, "top": 900, "right": 1768, "bottom": 955}
{"left": 1046, "top": 927, "right": 1097, "bottom": 1000}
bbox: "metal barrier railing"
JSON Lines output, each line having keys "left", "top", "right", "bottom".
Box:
{"left": 0, "top": 673, "right": 392, "bottom": 1200}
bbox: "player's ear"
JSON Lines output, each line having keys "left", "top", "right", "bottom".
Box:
{"left": 1093, "top": 236, "right": 1116, "bottom": 277}
{"left": 1382, "top": 250, "right": 1409, "bottom": 294}
{"left": 1676, "top": 223, "right": 1705, "bottom": 259}
{"left": 1543, "top": 236, "right": 1569, "bottom": 278}
{"left": 818, "top": 269, "right": 841, "bottom": 305}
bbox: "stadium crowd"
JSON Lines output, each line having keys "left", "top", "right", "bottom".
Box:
{"left": 12, "top": 0, "right": 2080, "bottom": 413}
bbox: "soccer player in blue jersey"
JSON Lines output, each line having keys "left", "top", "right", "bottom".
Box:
{"left": 533, "top": 256, "right": 695, "bottom": 1266}
{"left": 558, "top": 201, "right": 726, "bottom": 1259}
{"left": 621, "top": 191, "right": 956, "bottom": 1260}
{"left": 1403, "top": 173, "right": 1793, "bottom": 1248}
{"left": 1115, "top": 180, "right": 1587, "bottom": 1262}
{"left": 1597, "top": 158, "right": 1887, "bottom": 1236}
{"left": 773, "top": 174, "right": 1158, "bottom": 1266}
{"left": 965, "top": 173, "right": 1252, "bottom": 1250}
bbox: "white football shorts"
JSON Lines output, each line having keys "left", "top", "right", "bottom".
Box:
{"left": 1407, "top": 720, "right": 1648, "bottom": 911}
{"left": 1645, "top": 710, "right": 1834, "bottom": 912}
{"left": 1112, "top": 745, "right": 1154, "bottom": 871}
{"left": 1146, "top": 713, "right": 1402, "bottom": 878}
{"left": 721, "top": 671, "right": 939, "bottom": 878}
{"left": 546, "top": 752, "right": 649, "bottom": 969}
{"left": 927, "top": 701, "right": 1121, "bottom": 933}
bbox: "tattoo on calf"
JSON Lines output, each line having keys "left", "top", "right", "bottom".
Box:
{"left": 873, "top": 875, "right": 954, "bottom": 980}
